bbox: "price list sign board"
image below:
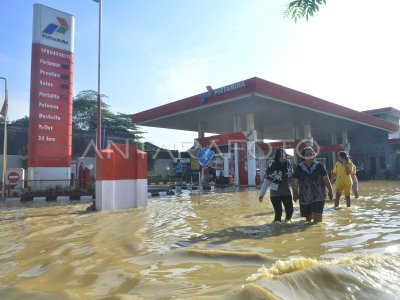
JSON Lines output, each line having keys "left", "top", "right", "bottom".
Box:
{"left": 28, "top": 4, "right": 75, "bottom": 175}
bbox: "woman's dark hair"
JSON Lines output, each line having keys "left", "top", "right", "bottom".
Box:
{"left": 273, "top": 148, "right": 287, "bottom": 162}
{"left": 301, "top": 147, "right": 315, "bottom": 159}
{"left": 338, "top": 151, "right": 349, "bottom": 162}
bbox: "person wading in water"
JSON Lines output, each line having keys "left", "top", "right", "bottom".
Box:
{"left": 332, "top": 151, "right": 354, "bottom": 207}
{"left": 293, "top": 147, "right": 334, "bottom": 222}
{"left": 260, "top": 148, "right": 294, "bottom": 223}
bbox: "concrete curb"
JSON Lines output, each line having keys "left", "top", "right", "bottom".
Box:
{"left": 3, "top": 195, "right": 94, "bottom": 204}
{"left": 147, "top": 190, "right": 175, "bottom": 197}
{"left": 2, "top": 185, "right": 217, "bottom": 203}
{"left": 3, "top": 191, "right": 180, "bottom": 203}
{"left": 149, "top": 182, "right": 188, "bottom": 186}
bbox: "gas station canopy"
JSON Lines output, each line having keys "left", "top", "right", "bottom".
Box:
{"left": 131, "top": 77, "right": 399, "bottom": 140}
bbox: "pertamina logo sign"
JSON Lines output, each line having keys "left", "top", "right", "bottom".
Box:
{"left": 200, "top": 81, "right": 246, "bottom": 104}
{"left": 42, "top": 17, "right": 69, "bottom": 45}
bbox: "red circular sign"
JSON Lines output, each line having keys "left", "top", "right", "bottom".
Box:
{"left": 8, "top": 172, "right": 20, "bottom": 184}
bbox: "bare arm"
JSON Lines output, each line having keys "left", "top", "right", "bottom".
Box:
{"left": 350, "top": 163, "right": 356, "bottom": 175}
{"left": 323, "top": 175, "right": 333, "bottom": 200}
{"left": 292, "top": 178, "right": 299, "bottom": 201}
{"left": 331, "top": 165, "right": 337, "bottom": 182}
{"left": 259, "top": 178, "right": 269, "bottom": 202}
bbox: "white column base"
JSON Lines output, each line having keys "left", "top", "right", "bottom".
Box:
{"left": 95, "top": 179, "right": 148, "bottom": 211}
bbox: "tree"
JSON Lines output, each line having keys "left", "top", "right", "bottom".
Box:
{"left": 73, "top": 90, "right": 144, "bottom": 143}
{"left": 18, "top": 146, "right": 28, "bottom": 169}
{"left": 72, "top": 90, "right": 100, "bottom": 131}
{"left": 284, "top": 0, "right": 326, "bottom": 22}
{"left": 0, "top": 116, "right": 28, "bottom": 127}
{"left": 10, "top": 116, "right": 29, "bottom": 127}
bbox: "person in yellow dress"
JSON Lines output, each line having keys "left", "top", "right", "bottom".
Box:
{"left": 332, "top": 151, "right": 354, "bottom": 207}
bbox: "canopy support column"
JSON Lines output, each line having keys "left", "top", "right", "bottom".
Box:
{"left": 246, "top": 113, "right": 256, "bottom": 186}
{"left": 198, "top": 122, "right": 205, "bottom": 139}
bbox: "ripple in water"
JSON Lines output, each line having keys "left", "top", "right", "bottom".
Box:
{"left": 0, "top": 181, "right": 399, "bottom": 299}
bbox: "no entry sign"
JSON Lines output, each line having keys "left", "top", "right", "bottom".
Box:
{"left": 8, "top": 172, "right": 20, "bottom": 184}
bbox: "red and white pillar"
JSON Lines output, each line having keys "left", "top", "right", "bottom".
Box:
{"left": 95, "top": 144, "right": 147, "bottom": 210}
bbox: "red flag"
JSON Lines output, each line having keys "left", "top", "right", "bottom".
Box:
{"left": 0, "top": 99, "right": 8, "bottom": 117}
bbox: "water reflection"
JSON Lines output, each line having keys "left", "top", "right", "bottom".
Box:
{"left": 175, "top": 222, "right": 314, "bottom": 246}
{"left": 0, "top": 180, "right": 399, "bottom": 299}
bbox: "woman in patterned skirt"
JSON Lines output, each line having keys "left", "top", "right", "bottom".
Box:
{"left": 293, "top": 147, "right": 334, "bottom": 222}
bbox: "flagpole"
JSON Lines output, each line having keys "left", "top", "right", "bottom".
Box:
{"left": 0, "top": 77, "right": 8, "bottom": 200}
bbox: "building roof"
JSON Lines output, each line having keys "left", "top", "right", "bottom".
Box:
{"left": 363, "top": 107, "right": 400, "bottom": 119}
{"left": 363, "top": 107, "right": 400, "bottom": 115}
{"left": 132, "top": 77, "right": 399, "bottom": 139}
{"left": 389, "top": 138, "right": 400, "bottom": 145}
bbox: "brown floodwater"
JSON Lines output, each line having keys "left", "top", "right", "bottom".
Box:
{"left": 1, "top": 180, "right": 400, "bottom": 299}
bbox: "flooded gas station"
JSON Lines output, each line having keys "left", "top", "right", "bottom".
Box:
{"left": 2, "top": 1, "right": 400, "bottom": 298}
{"left": 3, "top": 73, "right": 400, "bottom": 299}
{"left": 1, "top": 181, "right": 400, "bottom": 299}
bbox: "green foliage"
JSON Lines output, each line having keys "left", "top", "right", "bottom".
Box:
{"left": 0, "top": 115, "right": 29, "bottom": 127}
{"left": 72, "top": 90, "right": 144, "bottom": 143}
{"left": 72, "top": 90, "right": 108, "bottom": 131}
{"left": 18, "top": 146, "right": 28, "bottom": 169}
{"left": 10, "top": 116, "right": 29, "bottom": 127}
{"left": 284, "top": 0, "right": 327, "bottom": 22}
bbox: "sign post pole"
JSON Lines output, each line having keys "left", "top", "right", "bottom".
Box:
{"left": 0, "top": 76, "right": 8, "bottom": 199}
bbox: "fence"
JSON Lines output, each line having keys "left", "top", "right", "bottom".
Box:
{"left": 4, "top": 179, "right": 95, "bottom": 198}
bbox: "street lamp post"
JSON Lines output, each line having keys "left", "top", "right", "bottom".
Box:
{"left": 92, "top": 0, "right": 102, "bottom": 211}
{"left": 93, "top": 0, "right": 102, "bottom": 151}
{"left": 0, "top": 77, "right": 8, "bottom": 200}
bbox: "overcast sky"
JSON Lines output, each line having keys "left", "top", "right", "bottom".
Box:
{"left": 0, "top": 0, "right": 399, "bottom": 150}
